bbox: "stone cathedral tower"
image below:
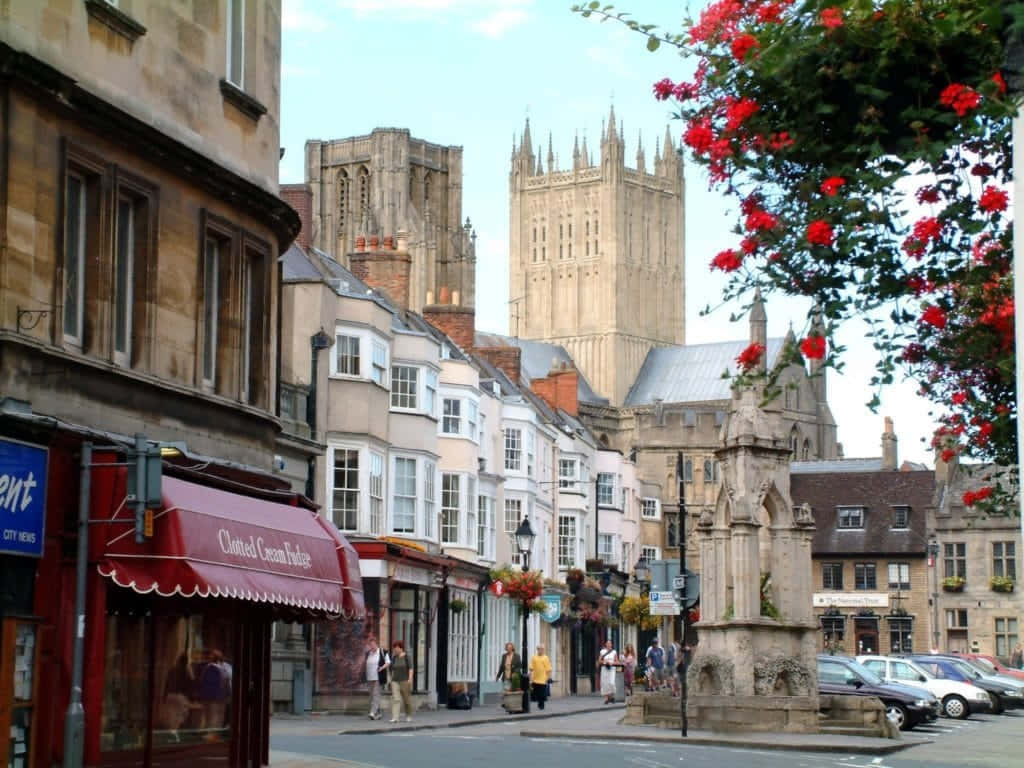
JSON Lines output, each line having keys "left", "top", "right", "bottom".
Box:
{"left": 508, "top": 109, "right": 685, "bottom": 405}
{"left": 305, "top": 129, "right": 477, "bottom": 312}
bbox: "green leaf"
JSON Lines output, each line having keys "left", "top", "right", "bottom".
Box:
{"left": 646, "top": 35, "right": 660, "bottom": 51}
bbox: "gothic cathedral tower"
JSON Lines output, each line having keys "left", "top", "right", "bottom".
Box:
{"left": 508, "top": 109, "right": 685, "bottom": 405}
{"left": 304, "top": 129, "right": 477, "bottom": 312}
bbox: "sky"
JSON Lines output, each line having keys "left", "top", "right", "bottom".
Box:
{"left": 279, "top": 0, "right": 938, "bottom": 466}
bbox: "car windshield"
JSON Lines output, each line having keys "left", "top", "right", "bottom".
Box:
{"left": 949, "top": 659, "right": 983, "bottom": 679}
{"left": 847, "top": 659, "right": 884, "bottom": 686}
{"left": 971, "top": 657, "right": 997, "bottom": 674}
{"left": 904, "top": 659, "right": 933, "bottom": 680}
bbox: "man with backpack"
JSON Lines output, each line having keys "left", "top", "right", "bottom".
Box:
{"left": 365, "top": 636, "right": 390, "bottom": 720}
{"left": 644, "top": 637, "right": 665, "bottom": 691}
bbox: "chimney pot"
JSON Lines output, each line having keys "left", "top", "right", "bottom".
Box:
{"left": 383, "top": 235, "right": 394, "bottom": 250}
{"left": 396, "top": 230, "right": 409, "bottom": 251}
{"left": 426, "top": 290, "right": 435, "bottom": 305}
{"left": 452, "top": 290, "right": 461, "bottom": 306}
{"left": 355, "top": 235, "right": 366, "bottom": 252}
{"left": 439, "top": 286, "right": 451, "bottom": 304}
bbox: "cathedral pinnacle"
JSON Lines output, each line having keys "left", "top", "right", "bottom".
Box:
{"left": 606, "top": 104, "right": 617, "bottom": 141}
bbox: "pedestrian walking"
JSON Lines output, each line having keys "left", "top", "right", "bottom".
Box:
{"left": 621, "top": 644, "right": 637, "bottom": 697}
{"left": 1012, "top": 642, "right": 1024, "bottom": 670}
{"left": 496, "top": 641, "right": 522, "bottom": 690}
{"left": 598, "top": 638, "right": 620, "bottom": 704}
{"left": 365, "top": 637, "right": 390, "bottom": 720}
{"left": 389, "top": 640, "right": 414, "bottom": 723}
{"left": 529, "top": 644, "right": 552, "bottom": 710}
{"left": 644, "top": 637, "right": 665, "bottom": 691}
{"left": 666, "top": 640, "right": 681, "bottom": 696}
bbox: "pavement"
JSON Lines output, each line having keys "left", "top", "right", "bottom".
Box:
{"left": 270, "top": 694, "right": 919, "bottom": 766}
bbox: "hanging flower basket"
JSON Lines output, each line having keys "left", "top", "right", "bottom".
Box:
{"left": 990, "top": 576, "right": 1014, "bottom": 593}
{"left": 504, "top": 570, "right": 543, "bottom": 603}
{"left": 449, "top": 598, "right": 467, "bottom": 614}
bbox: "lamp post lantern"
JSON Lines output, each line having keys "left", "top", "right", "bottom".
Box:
{"left": 514, "top": 517, "right": 536, "bottom": 713}
{"left": 634, "top": 557, "right": 651, "bottom": 593}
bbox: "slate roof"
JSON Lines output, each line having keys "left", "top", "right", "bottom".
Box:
{"left": 624, "top": 338, "right": 786, "bottom": 406}
{"left": 790, "top": 469, "right": 934, "bottom": 556}
{"left": 281, "top": 243, "right": 324, "bottom": 282}
{"left": 792, "top": 458, "right": 929, "bottom": 474}
{"left": 473, "top": 332, "right": 608, "bottom": 405}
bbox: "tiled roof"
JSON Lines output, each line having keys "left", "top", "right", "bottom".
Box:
{"left": 790, "top": 470, "right": 934, "bottom": 556}
{"left": 473, "top": 332, "right": 608, "bottom": 405}
{"left": 624, "top": 338, "right": 786, "bottom": 406}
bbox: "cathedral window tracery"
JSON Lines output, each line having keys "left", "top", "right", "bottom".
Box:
{"left": 337, "top": 169, "right": 350, "bottom": 236}
{"left": 358, "top": 166, "right": 370, "bottom": 222}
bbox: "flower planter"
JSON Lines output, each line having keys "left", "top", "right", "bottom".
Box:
{"left": 990, "top": 580, "right": 1014, "bottom": 594}
{"left": 502, "top": 690, "right": 524, "bottom": 713}
{"left": 942, "top": 583, "right": 965, "bottom": 593}
{"left": 577, "top": 586, "right": 602, "bottom": 603}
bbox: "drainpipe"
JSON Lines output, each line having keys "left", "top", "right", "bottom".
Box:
{"left": 306, "top": 329, "right": 332, "bottom": 499}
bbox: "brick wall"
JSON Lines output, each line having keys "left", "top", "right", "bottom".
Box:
{"left": 422, "top": 303, "right": 475, "bottom": 351}
{"left": 280, "top": 183, "right": 313, "bottom": 251}
{"left": 474, "top": 346, "right": 521, "bottom": 385}
{"left": 349, "top": 245, "right": 412, "bottom": 310}
{"left": 530, "top": 366, "right": 579, "bottom": 416}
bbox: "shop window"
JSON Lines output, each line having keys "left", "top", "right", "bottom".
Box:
{"left": 888, "top": 617, "right": 913, "bottom": 654}
{"left": 101, "top": 614, "right": 151, "bottom": 752}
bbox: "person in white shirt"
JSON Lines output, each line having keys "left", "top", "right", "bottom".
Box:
{"left": 365, "top": 637, "right": 390, "bottom": 720}
{"left": 598, "top": 639, "right": 620, "bottom": 704}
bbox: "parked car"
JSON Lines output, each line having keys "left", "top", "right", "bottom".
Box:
{"left": 908, "top": 655, "right": 1024, "bottom": 714}
{"left": 952, "top": 652, "right": 1024, "bottom": 683}
{"left": 817, "top": 655, "right": 937, "bottom": 730}
{"left": 857, "top": 655, "right": 991, "bottom": 719}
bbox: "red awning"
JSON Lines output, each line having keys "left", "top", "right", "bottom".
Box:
{"left": 98, "top": 476, "right": 365, "bottom": 618}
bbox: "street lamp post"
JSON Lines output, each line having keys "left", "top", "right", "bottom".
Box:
{"left": 928, "top": 538, "right": 941, "bottom": 651}
{"left": 514, "top": 518, "right": 537, "bottom": 713}
{"left": 634, "top": 557, "right": 650, "bottom": 594}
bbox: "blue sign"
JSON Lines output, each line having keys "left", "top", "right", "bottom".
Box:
{"left": 0, "top": 437, "right": 48, "bottom": 558}
{"left": 538, "top": 593, "right": 562, "bottom": 623}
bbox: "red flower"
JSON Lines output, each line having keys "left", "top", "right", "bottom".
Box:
{"left": 971, "top": 163, "right": 995, "bottom": 178}
{"left": 711, "top": 248, "right": 743, "bottom": 272}
{"left": 806, "top": 219, "right": 834, "bottom": 247}
{"left": 736, "top": 342, "right": 765, "bottom": 371}
{"left": 906, "top": 275, "right": 934, "bottom": 296}
{"left": 740, "top": 236, "right": 759, "bottom": 254}
{"left": 820, "top": 176, "right": 846, "bottom": 196}
{"left": 951, "top": 391, "right": 968, "bottom": 405}
{"left": 913, "top": 217, "right": 942, "bottom": 243}
{"left": 920, "top": 305, "right": 947, "bottom": 329}
{"left": 993, "top": 72, "right": 1007, "bottom": 95}
{"left": 915, "top": 186, "right": 940, "bottom": 204}
{"left": 799, "top": 335, "right": 826, "bottom": 359}
{"left": 940, "top": 448, "right": 957, "bottom": 463}
{"left": 684, "top": 117, "right": 714, "bottom": 154}
{"left": 820, "top": 7, "right": 843, "bottom": 28}
{"left": 653, "top": 78, "right": 674, "bottom": 101}
{"left": 671, "top": 81, "right": 699, "bottom": 101}
{"left": 768, "top": 131, "right": 794, "bottom": 150}
{"left": 745, "top": 208, "right": 779, "bottom": 232}
{"left": 979, "top": 186, "right": 1008, "bottom": 213}
{"left": 725, "top": 97, "right": 760, "bottom": 131}
{"left": 901, "top": 343, "right": 926, "bottom": 363}
{"left": 964, "top": 486, "right": 993, "bottom": 507}
{"left": 939, "top": 83, "right": 981, "bottom": 117}
{"left": 730, "top": 33, "right": 760, "bottom": 62}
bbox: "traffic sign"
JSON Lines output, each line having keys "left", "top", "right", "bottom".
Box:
{"left": 649, "top": 590, "right": 680, "bottom": 615}
{"left": 672, "top": 575, "right": 686, "bottom": 589}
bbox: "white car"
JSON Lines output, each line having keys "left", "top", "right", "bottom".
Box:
{"left": 857, "top": 655, "right": 991, "bottom": 719}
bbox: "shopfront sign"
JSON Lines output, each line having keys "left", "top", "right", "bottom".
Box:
{"left": 0, "top": 438, "right": 48, "bottom": 558}
{"left": 812, "top": 593, "right": 888, "bottom": 609}
{"left": 393, "top": 564, "right": 432, "bottom": 586}
{"left": 537, "top": 593, "right": 562, "bottom": 623}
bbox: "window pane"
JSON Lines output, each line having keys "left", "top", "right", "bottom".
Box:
{"left": 64, "top": 174, "right": 85, "bottom": 341}
{"left": 227, "top": 0, "right": 244, "bottom": 86}
{"left": 101, "top": 614, "right": 150, "bottom": 752}
{"left": 114, "top": 198, "right": 134, "bottom": 357}
{"left": 441, "top": 474, "right": 459, "bottom": 544}
{"left": 443, "top": 398, "right": 461, "bottom": 434}
{"left": 331, "top": 449, "right": 359, "bottom": 531}
{"left": 203, "top": 238, "right": 219, "bottom": 383}
{"left": 393, "top": 458, "right": 416, "bottom": 532}
{"left": 391, "top": 366, "right": 418, "bottom": 409}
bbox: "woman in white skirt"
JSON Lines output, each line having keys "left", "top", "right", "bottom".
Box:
{"left": 597, "top": 638, "right": 620, "bottom": 704}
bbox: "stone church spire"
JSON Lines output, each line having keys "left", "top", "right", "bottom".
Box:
{"left": 636, "top": 131, "right": 645, "bottom": 173}
{"left": 573, "top": 133, "right": 582, "bottom": 170}
{"left": 750, "top": 287, "right": 767, "bottom": 374}
{"left": 547, "top": 133, "right": 555, "bottom": 173}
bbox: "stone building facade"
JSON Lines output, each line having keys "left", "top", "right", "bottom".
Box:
{"left": 508, "top": 110, "right": 685, "bottom": 405}
{"left": 304, "top": 129, "right": 477, "bottom": 314}
{"left": 932, "top": 457, "right": 1022, "bottom": 658}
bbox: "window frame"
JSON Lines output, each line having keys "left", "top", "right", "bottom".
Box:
{"left": 329, "top": 446, "right": 360, "bottom": 532}
{"left": 557, "top": 515, "right": 577, "bottom": 569}
{"left": 837, "top": 506, "right": 866, "bottom": 529}
{"left": 597, "top": 472, "right": 616, "bottom": 507}
{"left": 390, "top": 364, "right": 419, "bottom": 410}
{"left": 226, "top": 0, "right": 245, "bottom": 88}
{"left": 854, "top": 562, "right": 877, "bottom": 590}
{"left": 423, "top": 460, "right": 437, "bottom": 540}
{"left": 334, "top": 334, "right": 361, "bottom": 377}
{"left": 559, "top": 458, "right": 578, "bottom": 490}
{"left": 993, "top": 541, "right": 1017, "bottom": 581}
{"left": 369, "top": 451, "right": 385, "bottom": 536}
{"left": 822, "top": 562, "right": 844, "bottom": 590}
{"left": 441, "top": 473, "right": 461, "bottom": 545}
{"left": 887, "top": 562, "right": 911, "bottom": 591}
{"left": 641, "top": 497, "right": 661, "bottom": 520}
{"left": 994, "top": 617, "right": 1018, "bottom": 657}
{"left": 944, "top": 542, "right": 967, "bottom": 580}
{"left": 197, "top": 210, "right": 237, "bottom": 395}
{"left": 391, "top": 456, "right": 417, "bottom": 534}
{"left": 240, "top": 233, "right": 271, "bottom": 407}
{"left": 62, "top": 169, "right": 89, "bottom": 348}
{"left": 504, "top": 427, "right": 522, "bottom": 472}
{"left": 891, "top": 505, "right": 910, "bottom": 530}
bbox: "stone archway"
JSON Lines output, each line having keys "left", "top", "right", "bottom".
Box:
{"left": 687, "top": 654, "right": 735, "bottom": 696}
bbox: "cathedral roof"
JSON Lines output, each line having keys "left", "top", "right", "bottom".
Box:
{"left": 624, "top": 338, "right": 786, "bottom": 406}
{"left": 472, "top": 332, "right": 609, "bottom": 405}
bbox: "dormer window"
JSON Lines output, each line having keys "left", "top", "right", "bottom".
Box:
{"left": 891, "top": 505, "right": 909, "bottom": 530}
{"left": 838, "top": 506, "right": 865, "bottom": 529}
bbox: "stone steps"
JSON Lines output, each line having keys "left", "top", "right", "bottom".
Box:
{"left": 820, "top": 724, "right": 886, "bottom": 738}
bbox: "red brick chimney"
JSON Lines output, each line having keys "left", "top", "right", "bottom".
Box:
{"left": 475, "top": 346, "right": 522, "bottom": 385}
{"left": 422, "top": 285, "right": 476, "bottom": 352}
{"left": 280, "top": 183, "right": 312, "bottom": 252}
{"left": 530, "top": 361, "right": 579, "bottom": 416}
{"left": 349, "top": 229, "right": 412, "bottom": 310}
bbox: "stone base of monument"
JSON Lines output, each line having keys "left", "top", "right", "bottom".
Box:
{"left": 687, "top": 694, "right": 819, "bottom": 733}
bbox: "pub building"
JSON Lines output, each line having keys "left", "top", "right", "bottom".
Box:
{"left": 0, "top": 412, "right": 364, "bottom": 768}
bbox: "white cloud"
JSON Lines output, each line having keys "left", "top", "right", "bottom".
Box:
{"left": 472, "top": 8, "right": 528, "bottom": 38}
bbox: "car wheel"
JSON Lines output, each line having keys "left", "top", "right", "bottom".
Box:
{"left": 942, "top": 695, "right": 969, "bottom": 719}
{"left": 989, "top": 693, "right": 1004, "bottom": 715}
{"left": 886, "top": 702, "right": 909, "bottom": 730}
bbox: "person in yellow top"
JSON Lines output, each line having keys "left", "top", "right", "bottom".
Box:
{"left": 529, "top": 644, "right": 552, "bottom": 710}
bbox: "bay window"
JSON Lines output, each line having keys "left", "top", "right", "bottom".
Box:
{"left": 392, "top": 457, "right": 416, "bottom": 533}
{"left": 441, "top": 473, "right": 460, "bottom": 544}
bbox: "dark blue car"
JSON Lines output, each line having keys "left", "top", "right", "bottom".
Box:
{"left": 909, "top": 656, "right": 1020, "bottom": 714}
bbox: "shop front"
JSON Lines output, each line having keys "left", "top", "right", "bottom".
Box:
{"left": 6, "top": 423, "right": 364, "bottom": 768}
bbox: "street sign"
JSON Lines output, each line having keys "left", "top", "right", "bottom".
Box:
{"left": 649, "top": 590, "right": 680, "bottom": 615}
{"left": 672, "top": 575, "right": 686, "bottom": 589}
